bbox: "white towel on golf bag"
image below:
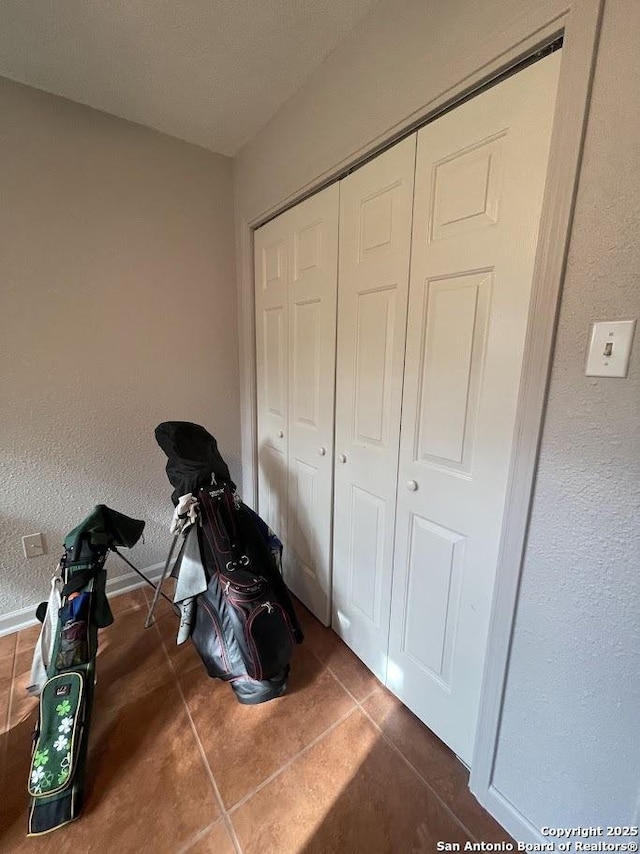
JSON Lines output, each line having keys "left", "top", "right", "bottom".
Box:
{"left": 173, "top": 524, "right": 208, "bottom": 644}
{"left": 27, "top": 566, "right": 63, "bottom": 695}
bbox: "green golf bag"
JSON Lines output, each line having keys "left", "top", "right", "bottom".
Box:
{"left": 26, "top": 505, "right": 145, "bottom": 836}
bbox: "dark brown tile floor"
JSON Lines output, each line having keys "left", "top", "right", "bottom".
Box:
{"left": 0, "top": 586, "right": 512, "bottom": 853}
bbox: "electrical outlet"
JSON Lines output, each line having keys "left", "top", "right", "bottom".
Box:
{"left": 22, "top": 533, "right": 45, "bottom": 558}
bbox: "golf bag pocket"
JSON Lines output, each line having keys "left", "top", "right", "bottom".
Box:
{"left": 220, "top": 568, "right": 295, "bottom": 680}
{"left": 28, "top": 671, "right": 85, "bottom": 799}
{"left": 216, "top": 563, "right": 293, "bottom": 680}
{"left": 196, "top": 598, "right": 232, "bottom": 675}
{"left": 55, "top": 594, "right": 90, "bottom": 669}
{"left": 244, "top": 601, "right": 294, "bottom": 680}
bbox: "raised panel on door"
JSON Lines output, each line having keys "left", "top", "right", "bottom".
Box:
{"left": 259, "top": 443, "right": 288, "bottom": 539}
{"left": 286, "top": 184, "right": 339, "bottom": 624}
{"left": 399, "top": 516, "right": 465, "bottom": 683}
{"left": 388, "top": 51, "right": 562, "bottom": 763}
{"left": 333, "top": 134, "right": 417, "bottom": 679}
{"left": 415, "top": 271, "right": 491, "bottom": 474}
{"left": 255, "top": 213, "right": 289, "bottom": 541}
{"left": 352, "top": 286, "right": 398, "bottom": 447}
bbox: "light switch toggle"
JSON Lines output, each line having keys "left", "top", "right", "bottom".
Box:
{"left": 585, "top": 319, "right": 636, "bottom": 377}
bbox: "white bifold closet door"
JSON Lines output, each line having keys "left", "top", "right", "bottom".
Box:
{"left": 387, "top": 51, "right": 561, "bottom": 764}
{"left": 332, "top": 136, "right": 417, "bottom": 680}
{"left": 255, "top": 210, "right": 289, "bottom": 544}
{"left": 254, "top": 184, "right": 339, "bottom": 625}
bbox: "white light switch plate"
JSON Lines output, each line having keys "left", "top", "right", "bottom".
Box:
{"left": 22, "top": 533, "right": 45, "bottom": 558}
{"left": 585, "top": 319, "right": 636, "bottom": 377}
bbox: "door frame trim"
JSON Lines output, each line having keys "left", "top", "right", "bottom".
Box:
{"left": 235, "top": 0, "right": 603, "bottom": 840}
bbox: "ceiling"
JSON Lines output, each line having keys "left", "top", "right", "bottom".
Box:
{"left": 0, "top": 0, "right": 378, "bottom": 156}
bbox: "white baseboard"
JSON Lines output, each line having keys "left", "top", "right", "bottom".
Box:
{"left": 0, "top": 561, "right": 167, "bottom": 638}
{"left": 479, "top": 784, "right": 545, "bottom": 843}
{"left": 104, "top": 561, "right": 165, "bottom": 597}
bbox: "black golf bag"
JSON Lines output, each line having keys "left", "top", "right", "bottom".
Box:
{"left": 26, "top": 505, "right": 145, "bottom": 836}
{"left": 155, "top": 422, "right": 303, "bottom": 704}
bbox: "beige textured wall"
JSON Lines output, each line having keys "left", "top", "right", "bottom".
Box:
{"left": 0, "top": 79, "right": 239, "bottom": 616}
{"left": 233, "top": 0, "right": 639, "bottom": 831}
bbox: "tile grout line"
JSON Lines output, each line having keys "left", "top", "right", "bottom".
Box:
{"left": 221, "top": 641, "right": 369, "bottom": 816}
{"left": 358, "top": 702, "right": 479, "bottom": 843}
{"left": 165, "top": 657, "right": 244, "bottom": 853}
{"left": 174, "top": 818, "right": 224, "bottom": 854}
{"left": 286, "top": 633, "right": 479, "bottom": 841}
{"left": 302, "top": 640, "right": 374, "bottom": 708}
{"left": 226, "top": 704, "right": 360, "bottom": 816}
{"left": 306, "top": 640, "right": 481, "bottom": 843}
{"left": 143, "top": 587, "right": 244, "bottom": 854}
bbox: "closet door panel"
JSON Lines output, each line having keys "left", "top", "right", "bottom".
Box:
{"left": 255, "top": 215, "right": 289, "bottom": 540}
{"left": 388, "top": 52, "right": 562, "bottom": 764}
{"left": 286, "top": 184, "right": 339, "bottom": 624}
{"left": 332, "top": 135, "right": 417, "bottom": 679}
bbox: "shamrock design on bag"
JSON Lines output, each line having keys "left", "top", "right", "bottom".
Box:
{"left": 33, "top": 748, "right": 49, "bottom": 768}
{"left": 56, "top": 699, "right": 71, "bottom": 716}
{"left": 53, "top": 734, "right": 69, "bottom": 752}
{"left": 30, "top": 766, "right": 45, "bottom": 792}
{"left": 58, "top": 716, "right": 73, "bottom": 735}
{"left": 57, "top": 751, "right": 72, "bottom": 786}
{"left": 30, "top": 765, "right": 54, "bottom": 794}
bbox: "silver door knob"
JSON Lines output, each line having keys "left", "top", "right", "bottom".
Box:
{"left": 318, "top": 446, "right": 327, "bottom": 456}
{"left": 277, "top": 430, "right": 284, "bottom": 438}
{"left": 406, "top": 480, "right": 418, "bottom": 491}
{"left": 338, "top": 454, "right": 347, "bottom": 464}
